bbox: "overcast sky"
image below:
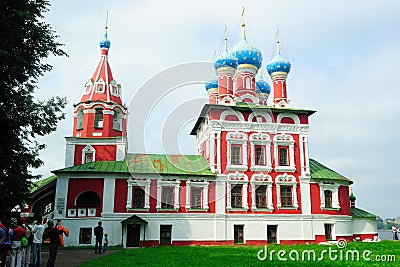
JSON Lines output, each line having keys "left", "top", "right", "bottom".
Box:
{"left": 34, "top": 0, "right": 400, "bottom": 218}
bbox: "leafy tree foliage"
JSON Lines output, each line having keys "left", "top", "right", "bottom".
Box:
{"left": 0, "top": 0, "right": 67, "bottom": 215}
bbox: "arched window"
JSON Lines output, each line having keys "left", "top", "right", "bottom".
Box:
{"left": 245, "top": 77, "right": 251, "bottom": 89}
{"left": 281, "top": 186, "right": 293, "bottom": 207}
{"left": 231, "top": 185, "right": 242, "bottom": 208}
{"left": 256, "top": 185, "right": 267, "bottom": 208}
{"left": 133, "top": 187, "right": 145, "bottom": 208}
{"left": 161, "top": 187, "right": 174, "bottom": 208}
{"left": 76, "top": 191, "right": 100, "bottom": 207}
{"left": 94, "top": 107, "right": 103, "bottom": 128}
{"left": 324, "top": 190, "right": 333, "bottom": 208}
{"left": 113, "top": 109, "right": 122, "bottom": 131}
{"left": 76, "top": 108, "right": 84, "bottom": 130}
{"left": 279, "top": 147, "right": 288, "bottom": 166}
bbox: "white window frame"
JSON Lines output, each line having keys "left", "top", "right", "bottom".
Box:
{"left": 226, "top": 172, "right": 249, "bottom": 211}
{"left": 110, "top": 81, "right": 120, "bottom": 97}
{"left": 68, "top": 209, "right": 76, "bottom": 217}
{"left": 319, "top": 182, "right": 341, "bottom": 210}
{"left": 87, "top": 208, "right": 96, "bottom": 217}
{"left": 78, "top": 208, "right": 87, "bottom": 217}
{"left": 185, "top": 180, "right": 209, "bottom": 211}
{"left": 274, "top": 133, "right": 296, "bottom": 172}
{"left": 226, "top": 131, "right": 248, "bottom": 171}
{"left": 82, "top": 145, "right": 95, "bottom": 164}
{"left": 276, "top": 174, "right": 298, "bottom": 209}
{"left": 84, "top": 81, "right": 92, "bottom": 95}
{"left": 156, "top": 179, "right": 180, "bottom": 211}
{"left": 126, "top": 177, "right": 151, "bottom": 210}
{"left": 250, "top": 133, "right": 272, "bottom": 172}
{"left": 113, "top": 109, "right": 123, "bottom": 131}
{"left": 95, "top": 79, "right": 105, "bottom": 94}
{"left": 251, "top": 173, "right": 273, "bottom": 211}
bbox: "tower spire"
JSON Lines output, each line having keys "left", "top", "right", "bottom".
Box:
{"left": 241, "top": 7, "right": 246, "bottom": 40}
{"left": 224, "top": 26, "right": 228, "bottom": 51}
{"left": 276, "top": 29, "right": 281, "bottom": 55}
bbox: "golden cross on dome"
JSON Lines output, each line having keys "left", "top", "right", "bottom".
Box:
{"left": 224, "top": 25, "right": 228, "bottom": 51}
{"left": 276, "top": 28, "right": 281, "bottom": 54}
{"left": 105, "top": 11, "right": 109, "bottom": 35}
{"left": 241, "top": 7, "right": 246, "bottom": 40}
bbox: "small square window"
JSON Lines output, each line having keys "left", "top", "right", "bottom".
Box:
{"left": 78, "top": 208, "right": 86, "bottom": 217}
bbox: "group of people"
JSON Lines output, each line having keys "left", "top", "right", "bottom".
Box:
{"left": 0, "top": 217, "right": 69, "bottom": 267}
{"left": 392, "top": 225, "right": 400, "bottom": 240}
{"left": 93, "top": 221, "right": 108, "bottom": 254}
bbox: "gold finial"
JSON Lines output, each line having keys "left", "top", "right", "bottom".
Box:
{"left": 276, "top": 28, "right": 281, "bottom": 54}
{"left": 224, "top": 25, "right": 228, "bottom": 51}
{"left": 105, "top": 11, "right": 109, "bottom": 36}
{"left": 212, "top": 50, "right": 217, "bottom": 61}
{"left": 241, "top": 7, "right": 246, "bottom": 40}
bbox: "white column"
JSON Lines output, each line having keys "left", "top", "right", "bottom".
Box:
{"left": 126, "top": 182, "right": 132, "bottom": 209}
{"left": 156, "top": 180, "right": 161, "bottom": 209}
{"left": 103, "top": 176, "right": 115, "bottom": 213}
{"left": 174, "top": 183, "right": 180, "bottom": 210}
{"left": 144, "top": 180, "right": 150, "bottom": 209}
{"left": 266, "top": 143, "right": 272, "bottom": 169}
{"left": 64, "top": 142, "right": 75, "bottom": 167}
{"left": 251, "top": 184, "right": 256, "bottom": 210}
{"left": 293, "top": 184, "right": 299, "bottom": 208}
{"left": 243, "top": 142, "right": 248, "bottom": 168}
{"left": 226, "top": 183, "right": 231, "bottom": 209}
{"left": 186, "top": 182, "right": 191, "bottom": 209}
{"left": 243, "top": 183, "right": 249, "bottom": 210}
{"left": 203, "top": 184, "right": 209, "bottom": 210}
{"left": 216, "top": 132, "right": 221, "bottom": 173}
{"left": 54, "top": 175, "right": 69, "bottom": 219}
{"left": 250, "top": 142, "right": 255, "bottom": 168}
{"left": 209, "top": 132, "right": 215, "bottom": 171}
{"left": 276, "top": 185, "right": 281, "bottom": 208}
{"left": 299, "top": 134, "right": 305, "bottom": 176}
{"left": 267, "top": 184, "right": 273, "bottom": 209}
{"left": 304, "top": 136, "right": 310, "bottom": 175}
{"left": 289, "top": 143, "right": 295, "bottom": 168}
{"left": 333, "top": 188, "right": 341, "bottom": 209}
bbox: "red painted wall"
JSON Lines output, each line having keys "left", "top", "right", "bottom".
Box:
{"left": 67, "top": 178, "right": 104, "bottom": 217}
{"left": 310, "top": 184, "right": 351, "bottom": 215}
{"left": 114, "top": 178, "right": 128, "bottom": 213}
{"left": 74, "top": 145, "right": 117, "bottom": 165}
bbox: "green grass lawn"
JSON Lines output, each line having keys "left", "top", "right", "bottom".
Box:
{"left": 80, "top": 241, "right": 400, "bottom": 266}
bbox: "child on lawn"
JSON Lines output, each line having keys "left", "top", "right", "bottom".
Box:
{"left": 103, "top": 234, "right": 108, "bottom": 253}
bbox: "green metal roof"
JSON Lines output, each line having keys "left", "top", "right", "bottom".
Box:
{"left": 351, "top": 207, "right": 377, "bottom": 218}
{"left": 29, "top": 175, "right": 57, "bottom": 193}
{"left": 309, "top": 159, "right": 352, "bottom": 183}
{"left": 53, "top": 154, "right": 215, "bottom": 177}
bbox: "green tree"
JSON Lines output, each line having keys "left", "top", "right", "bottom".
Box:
{"left": 0, "top": 0, "right": 67, "bottom": 216}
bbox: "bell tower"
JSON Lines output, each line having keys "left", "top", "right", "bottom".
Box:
{"left": 65, "top": 21, "right": 128, "bottom": 167}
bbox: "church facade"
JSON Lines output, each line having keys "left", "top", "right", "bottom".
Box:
{"left": 52, "top": 15, "right": 377, "bottom": 247}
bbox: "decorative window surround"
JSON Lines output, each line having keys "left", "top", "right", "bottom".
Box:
{"left": 95, "top": 78, "right": 105, "bottom": 94}
{"left": 251, "top": 173, "right": 273, "bottom": 211}
{"left": 88, "top": 208, "right": 96, "bottom": 217}
{"left": 84, "top": 81, "right": 92, "bottom": 95}
{"left": 235, "top": 93, "right": 258, "bottom": 104}
{"left": 127, "top": 177, "right": 151, "bottom": 210}
{"left": 248, "top": 111, "right": 273, "bottom": 123}
{"left": 68, "top": 209, "right": 76, "bottom": 217}
{"left": 156, "top": 179, "right": 180, "bottom": 211}
{"left": 250, "top": 133, "right": 272, "bottom": 172}
{"left": 226, "top": 172, "right": 249, "bottom": 211}
{"left": 220, "top": 110, "right": 244, "bottom": 121}
{"left": 82, "top": 145, "right": 95, "bottom": 164}
{"left": 78, "top": 208, "right": 87, "bottom": 217}
{"left": 185, "top": 180, "right": 209, "bottom": 211}
{"left": 319, "top": 182, "right": 341, "bottom": 210}
{"left": 274, "top": 133, "right": 296, "bottom": 172}
{"left": 276, "top": 174, "right": 299, "bottom": 209}
{"left": 226, "top": 131, "right": 248, "bottom": 171}
{"left": 218, "top": 96, "right": 236, "bottom": 106}
{"left": 277, "top": 113, "right": 300, "bottom": 125}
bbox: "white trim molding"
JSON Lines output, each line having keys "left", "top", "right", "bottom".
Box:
{"left": 274, "top": 133, "right": 296, "bottom": 172}
{"left": 81, "top": 145, "right": 95, "bottom": 164}
{"left": 185, "top": 180, "right": 209, "bottom": 211}
{"left": 226, "top": 172, "right": 249, "bottom": 211}
{"left": 126, "top": 177, "right": 151, "bottom": 210}
{"left": 226, "top": 131, "right": 248, "bottom": 171}
{"left": 250, "top": 132, "right": 272, "bottom": 172}
{"left": 251, "top": 173, "right": 273, "bottom": 211}
{"left": 276, "top": 174, "right": 299, "bottom": 209}
{"left": 156, "top": 179, "right": 180, "bottom": 211}
{"left": 220, "top": 109, "right": 244, "bottom": 121}
{"left": 319, "top": 182, "right": 341, "bottom": 210}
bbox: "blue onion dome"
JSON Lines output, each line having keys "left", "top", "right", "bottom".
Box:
{"left": 99, "top": 33, "right": 111, "bottom": 50}
{"left": 231, "top": 38, "right": 262, "bottom": 69}
{"left": 205, "top": 79, "right": 218, "bottom": 93}
{"left": 214, "top": 50, "right": 238, "bottom": 70}
{"left": 266, "top": 39, "right": 291, "bottom": 75}
{"left": 256, "top": 79, "right": 271, "bottom": 95}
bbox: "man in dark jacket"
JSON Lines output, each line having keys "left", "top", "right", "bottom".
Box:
{"left": 94, "top": 221, "right": 103, "bottom": 254}
{"left": 43, "top": 221, "right": 63, "bottom": 267}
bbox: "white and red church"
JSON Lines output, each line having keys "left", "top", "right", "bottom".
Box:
{"left": 49, "top": 15, "right": 377, "bottom": 247}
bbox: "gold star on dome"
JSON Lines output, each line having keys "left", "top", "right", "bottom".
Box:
{"left": 243, "top": 57, "right": 247, "bottom": 60}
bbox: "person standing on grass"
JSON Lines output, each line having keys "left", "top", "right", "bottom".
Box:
{"left": 93, "top": 222, "right": 103, "bottom": 254}
{"left": 43, "top": 221, "right": 63, "bottom": 267}
{"left": 103, "top": 234, "right": 108, "bottom": 253}
{"left": 56, "top": 220, "right": 69, "bottom": 247}
{"left": 31, "top": 218, "right": 44, "bottom": 267}
{"left": 9, "top": 220, "right": 26, "bottom": 267}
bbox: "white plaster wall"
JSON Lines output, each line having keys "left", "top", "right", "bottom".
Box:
{"left": 352, "top": 218, "right": 377, "bottom": 234}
